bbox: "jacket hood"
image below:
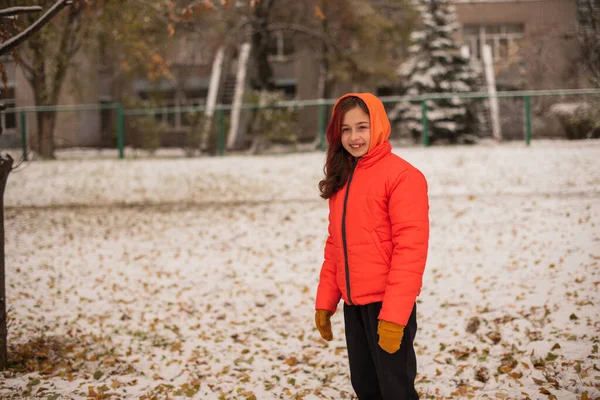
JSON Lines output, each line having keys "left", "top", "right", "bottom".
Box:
{"left": 333, "top": 92, "right": 391, "bottom": 154}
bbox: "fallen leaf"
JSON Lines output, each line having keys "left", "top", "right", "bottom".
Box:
{"left": 466, "top": 316, "right": 480, "bottom": 334}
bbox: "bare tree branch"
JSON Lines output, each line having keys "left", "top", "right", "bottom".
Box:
{"left": 186, "top": 0, "right": 248, "bottom": 11}
{"left": 266, "top": 22, "right": 365, "bottom": 80}
{"left": 50, "top": 6, "right": 83, "bottom": 104}
{"left": 129, "top": 0, "right": 170, "bottom": 22}
{"left": 0, "top": 0, "right": 74, "bottom": 57}
{"left": 15, "top": 51, "right": 34, "bottom": 82}
{"left": 267, "top": 22, "right": 334, "bottom": 50}
{"left": 0, "top": 6, "right": 43, "bottom": 17}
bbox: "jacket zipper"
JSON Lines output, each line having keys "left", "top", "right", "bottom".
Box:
{"left": 342, "top": 158, "right": 359, "bottom": 305}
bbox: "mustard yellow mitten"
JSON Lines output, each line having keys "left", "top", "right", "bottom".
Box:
{"left": 315, "top": 309, "right": 333, "bottom": 341}
{"left": 377, "top": 320, "right": 405, "bottom": 354}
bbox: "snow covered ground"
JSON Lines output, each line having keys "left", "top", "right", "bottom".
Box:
{"left": 1, "top": 140, "right": 599, "bottom": 399}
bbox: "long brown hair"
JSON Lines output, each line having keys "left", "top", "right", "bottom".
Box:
{"left": 318, "top": 96, "right": 370, "bottom": 199}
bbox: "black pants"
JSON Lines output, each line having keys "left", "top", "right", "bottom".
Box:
{"left": 343, "top": 302, "right": 418, "bottom": 400}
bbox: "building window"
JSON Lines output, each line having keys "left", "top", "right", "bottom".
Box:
{"left": 268, "top": 31, "right": 294, "bottom": 62}
{"left": 463, "top": 23, "right": 524, "bottom": 61}
{"left": 0, "top": 58, "right": 16, "bottom": 133}
{"left": 137, "top": 88, "right": 207, "bottom": 130}
{"left": 175, "top": 35, "right": 209, "bottom": 66}
{"left": 577, "top": 0, "right": 599, "bottom": 34}
{"left": 155, "top": 98, "right": 206, "bottom": 130}
{"left": 0, "top": 86, "right": 16, "bottom": 133}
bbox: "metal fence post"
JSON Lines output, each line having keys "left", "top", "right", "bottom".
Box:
{"left": 217, "top": 107, "right": 225, "bottom": 156}
{"left": 421, "top": 100, "right": 430, "bottom": 147}
{"left": 318, "top": 100, "right": 327, "bottom": 151}
{"left": 524, "top": 96, "right": 531, "bottom": 146}
{"left": 20, "top": 111, "right": 27, "bottom": 162}
{"left": 117, "top": 104, "right": 124, "bottom": 159}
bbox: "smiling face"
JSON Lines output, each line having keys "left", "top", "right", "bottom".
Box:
{"left": 341, "top": 106, "right": 371, "bottom": 158}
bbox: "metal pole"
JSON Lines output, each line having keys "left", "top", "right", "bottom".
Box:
{"left": 217, "top": 108, "right": 225, "bottom": 156}
{"left": 421, "top": 100, "right": 430, "bottom": 147}
{"left": 117, "top": 104, "right": 124, "bottom": 159}
{"left": 524, "top": 96, "right": 531, "bottom": 146}
{"left": 20, "top": 111, "right": 27, "bottom": 162}
{"left": 318, "top": 101, "right": 326, "bottom": 151}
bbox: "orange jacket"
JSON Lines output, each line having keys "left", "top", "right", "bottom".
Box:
{"left": 315, "top": 93, "right": 430, "bottom": 326}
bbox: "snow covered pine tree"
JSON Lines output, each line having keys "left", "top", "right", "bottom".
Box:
{"left": 390, "top": 0, "right": 486, "bottom": 144}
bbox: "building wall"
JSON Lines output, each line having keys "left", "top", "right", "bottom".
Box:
{"left": 456, "top": 0, "right": 576, "bottom": 26}
{"left": 0, "top": 59, "right": 19, "bottom": 149}
{"left": 294, "top": 37, "right": 322, "bottom": 142}
{"left": 455, "top": 0, "right": 582, "bottom": 89}
{"left": 68, "top": 40, "right": 101, "bottom": 147}
{"left": 454, "top": 0, "right": 585, "bottom": 139}
{"left": 15, "top": 61, "right": 36, "bottom": 149}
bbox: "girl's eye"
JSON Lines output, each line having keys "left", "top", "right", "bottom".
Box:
{"left": 342, "top": 128, "right": 350, "bottom": 133}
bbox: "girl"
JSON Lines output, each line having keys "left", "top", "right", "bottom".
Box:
{"left": 314, "top": 93, "right": 429, "bottom": 400}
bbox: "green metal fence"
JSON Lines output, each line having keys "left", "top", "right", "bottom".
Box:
{"left": 9, "top": 103, "right": 121, "bottom": 161}
{"left": 6, "top": 88, "right": 600, "bottom": 160}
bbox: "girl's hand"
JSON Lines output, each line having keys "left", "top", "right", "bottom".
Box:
{"left": 315, "top": 310, "right": 333, "bottom": 341}
{"left": 377, "top": 320, "right": 405, "bottom": 354}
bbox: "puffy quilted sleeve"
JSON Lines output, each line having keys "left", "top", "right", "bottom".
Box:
{"left": 315, "top": 201, "right": 341, "bottom": 314}
{"left": 379, "top": 167, "right": 429, "bottom": 326}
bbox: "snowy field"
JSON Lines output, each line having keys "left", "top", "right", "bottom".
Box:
{"left": 1, "top": 140, "right": 599, "bottom": 399}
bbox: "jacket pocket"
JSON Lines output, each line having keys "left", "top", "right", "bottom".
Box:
{"left": 370, "top": 230, "right": 391, "bottom": 263}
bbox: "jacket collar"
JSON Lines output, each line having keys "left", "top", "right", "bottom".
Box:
{"left": 356, "top": 140, "right": 391, "bottom": 168}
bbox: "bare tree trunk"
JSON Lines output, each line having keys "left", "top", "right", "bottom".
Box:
{"left": 250, "top": 0, "right": 276, "bottom": 92}
{"left": 227, "top": 42, "right": 252, "bottom": 150}
{"left": 201, "top": 46, "right": 225, "bottom": 151}
{"left": 0, "top": 154, "right": 13, "bottom": 370}
{"left": 576, "top": 0, "right": 600, "bottom": 85}
{"left": 0, "top": 0, "right": 74, "bottom": 372}
{"left": 249, "top": 90, "right": 269, "bottom": 154}
{"left": 247, "top": 0, "right": 276, "bottom": 151}
{"left": 37, "top": 112, "right": 56, "bottom": 159}
{"left": 18, "top": 1, "right": 84, "bottom": 159}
